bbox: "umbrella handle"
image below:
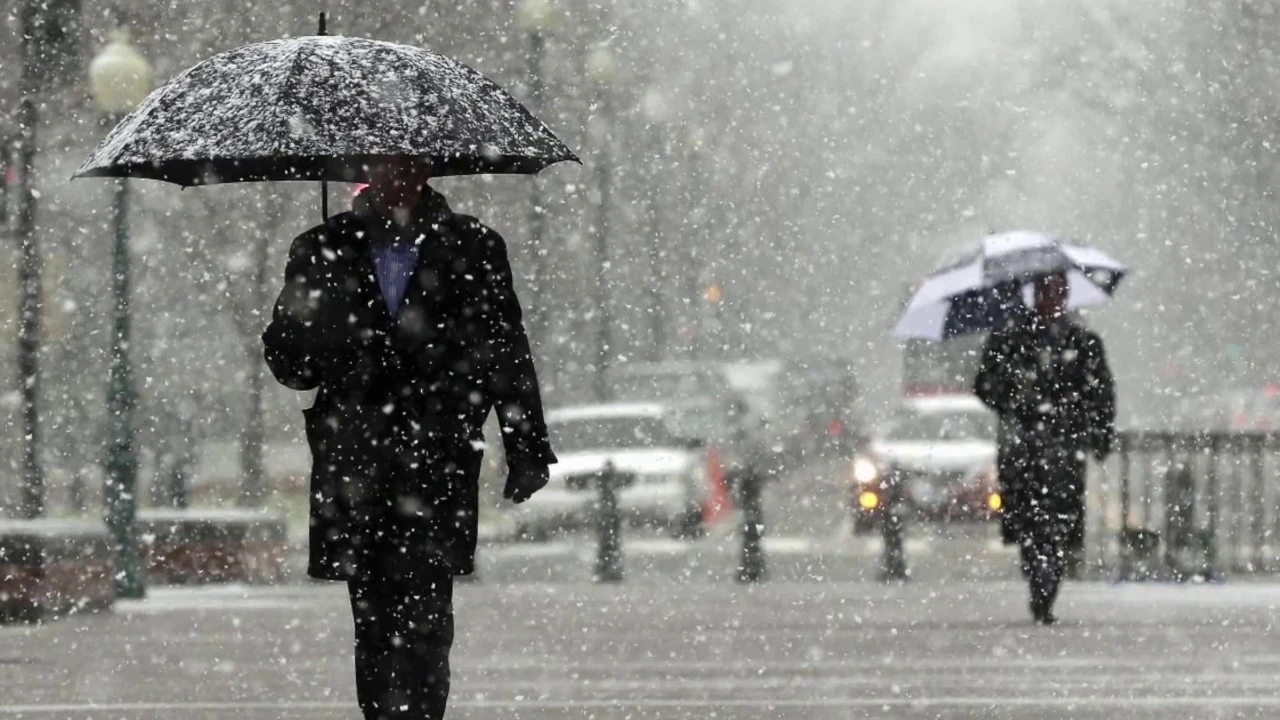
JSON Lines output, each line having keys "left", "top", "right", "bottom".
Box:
{"left": 318, "top": 12, "right": 328, "bottom": 222}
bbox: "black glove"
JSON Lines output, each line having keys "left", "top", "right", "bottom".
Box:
{"left": 504, "top": 460, "right": 550, "bottom": 504}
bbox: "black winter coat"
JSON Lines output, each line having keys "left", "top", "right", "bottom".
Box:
{"left": 974, "top": 317, "right": 1115, "bottom": 546}
{"left": 262, "top": 191, "right": 556, "bottom": 580}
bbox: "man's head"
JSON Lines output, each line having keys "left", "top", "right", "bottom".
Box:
{"left": 1034, "top": 272, "right": 1069, "bottom": 319}
{"left": 365, "top": 157, "right": 433, "bottom": 217}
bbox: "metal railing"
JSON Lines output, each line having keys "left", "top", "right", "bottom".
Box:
{"left": 1092, "top": 430, "right": 1280, "bottom": 579}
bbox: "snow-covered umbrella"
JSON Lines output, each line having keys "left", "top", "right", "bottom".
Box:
{"left": 892, "top": 231, "right": 1128, "bottom": 341}
{"left": 74, "top": 16, "right": 578, "bottom": 215}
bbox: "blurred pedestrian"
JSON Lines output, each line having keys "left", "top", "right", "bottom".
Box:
{"left": 724, "top": 397, "right": 771, "bottom": 487}
{"left": 974, "top": 272, "right": 1115, "bottom": 624}
{"left": 262, "top": 157, "right": 556, "bottom": 719}
{"left": 724, "top": 397, "right": 773, "bottom": 582}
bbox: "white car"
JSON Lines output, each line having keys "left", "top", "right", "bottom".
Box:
{"left": 513, "top": 403, "right": 713, "bottom": 540}
{"left": 850, "top": 395, "right": 1000, "bottom": 531}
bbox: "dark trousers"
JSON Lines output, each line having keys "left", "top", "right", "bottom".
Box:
{"left": 1020, "top": 512, "right": 1066, "bottom": 614}
{"left": 1016, "top": 448, "right": 1083, "bottom": 616}
{"left": 348, "top": 567, "right": 454, "bottom": 720}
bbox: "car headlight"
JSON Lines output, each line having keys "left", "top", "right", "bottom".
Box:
{"left": 857, "top": 490, "right": 881, "bottom": 510}
{"left": 852, "top": 456, "right": 879, "bottom": 485}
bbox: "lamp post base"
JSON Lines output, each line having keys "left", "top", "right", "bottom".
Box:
{"left": 104, "top": 171, "right": 144, "bottom": 600}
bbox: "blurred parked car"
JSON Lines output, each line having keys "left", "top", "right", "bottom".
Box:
{"left": 721, "top": 359, "right": 783, "bottom": 420}
{"left": 512, "top": 403, "right": 718, "bottom": 540}
{"left": 768, "top": 356, "right": 861, "bottom": 464}
{"left": 849, "top": 394, "right": 1000, "bottom": 533}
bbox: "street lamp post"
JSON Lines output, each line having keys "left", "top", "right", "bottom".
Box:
{"left": 90, "top": 28, "right": 153, "bottom": 599}
{"left": 15, "top": 1, "right": 45, "bottom": 518}
{"left": 517, "top": 0, "right": 554, "bottom": 352}
{"left": 682, "top": 126, "right": 709, "bottom": 359}
{"left": 641, "top": 86, "right": 671, "bottom": 361}
{"left": 586, "top": 46, "right": 617, "bottom": 402}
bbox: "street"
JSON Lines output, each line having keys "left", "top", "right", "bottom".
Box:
{"left": 474, "top": 520, "right": 1021, "bottom": 584}
{"left": 2, "top": 578, "right": 1279, "bottom": 719}
{"left": 0, "top": 454, "right": 1273, "bottom": 720}
{"left": 475, "top": 454, "right": 1055, "bottom": 585}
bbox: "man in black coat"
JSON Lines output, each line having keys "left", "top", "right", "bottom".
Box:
{"left": 262, "top": 158, "right": 556, "bottom": 719}
{"left": 974, "top": 273, "right": 1115, "bottom": 624}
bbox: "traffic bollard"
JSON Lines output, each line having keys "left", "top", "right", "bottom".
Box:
{"left": 68, "top": 472, "right": 88, "bottom": 514}
{"left": 737, "top": 470, "right": 766, "bottom": 583}
{"left": 1119, "top": 527, "right": 1161, "bottom": 581}
{"left": 1164, "top": 462, "right": 1194, "bottom": 580}
{"left": 879, "top": 478, "right": 909, "bottom": 582}
{"left": 596, "top": 462, "right": 624, "bottom": 583}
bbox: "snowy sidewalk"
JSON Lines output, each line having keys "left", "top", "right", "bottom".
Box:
{"left": 2, "top": 579, "right": 1279, "bottom": 719}
{"left": 472, "top": 524, "right": 1023, "bottom": 584}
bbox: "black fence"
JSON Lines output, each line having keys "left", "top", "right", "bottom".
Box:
{"left": 1092, "top": 430, "right": 1280, "bottom": 580}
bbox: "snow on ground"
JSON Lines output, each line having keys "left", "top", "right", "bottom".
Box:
{"left": 4, "top": 576, "right": 1280, "bottom": 719}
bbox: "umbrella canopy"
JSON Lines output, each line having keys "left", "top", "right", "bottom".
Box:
{"left": 892, "top": 231, "right": 1128, "bottom": 342}
{"left": 75, "top": 35, "right": 579, "bottom": 186}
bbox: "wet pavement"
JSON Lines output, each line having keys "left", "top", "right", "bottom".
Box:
{"left": 3, "top": 566, "right": 1279, "bottom": 718}
{"left": 5, "top": 460, "right": 1275, "bottom": 719}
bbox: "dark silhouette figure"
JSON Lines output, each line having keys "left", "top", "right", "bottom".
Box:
{"left": 726, "top": 398, "right": 770, "bottom": 582}
{"left": 263, "top": 158, "right": 555, "bottom": 719}
{"left": 974, "top": 273, "right": 1115, "bottom": 624}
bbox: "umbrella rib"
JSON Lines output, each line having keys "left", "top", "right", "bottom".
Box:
{"left": 280, "top": 42, "right": 312, "bottom": 149}
{"left": 280, "top": 38, "right": 331, "bottom": 220}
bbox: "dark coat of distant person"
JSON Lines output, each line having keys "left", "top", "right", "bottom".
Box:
{"left": 262, "top": 189, "right": 556, "bottom": 580}
{"left": 974, "top": 314, "right": 1116, "bottom": 547}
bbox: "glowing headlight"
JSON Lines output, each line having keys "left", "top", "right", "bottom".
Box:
{"left": 858, "top": 490, "right": 881, "bottom": 510}
{"left": 852, "top": 456, "right": 879, "bottom": 485}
